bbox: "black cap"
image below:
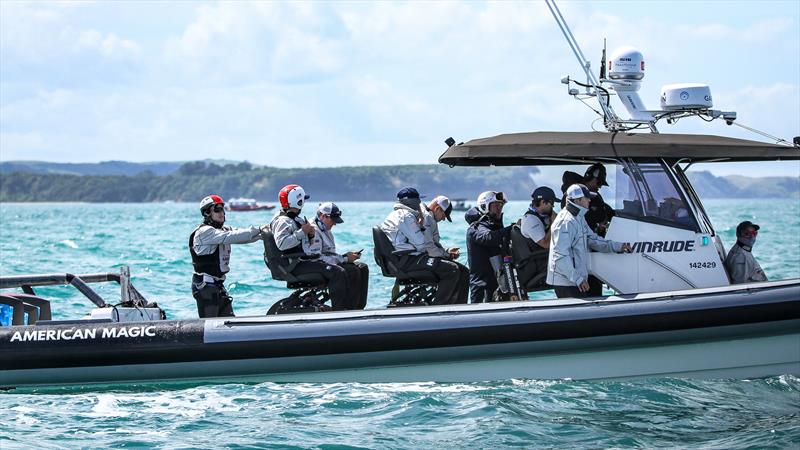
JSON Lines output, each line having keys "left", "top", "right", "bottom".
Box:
{"left": 736, "top": 220, "right": 760, "bottom": 236}
{"left": 584, "top": 163, "right": 609, "bottom": 187}
{"left": 397, "top": 187, "right": 424, "bottom": 200}
{"left": 531, "top": 186, "right": 557, "bottom": 203}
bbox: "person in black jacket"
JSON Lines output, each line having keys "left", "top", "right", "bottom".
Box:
{"left": 465, "top": 191, "right": 512, "bottom": 303}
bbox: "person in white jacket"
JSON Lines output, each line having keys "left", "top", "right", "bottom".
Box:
{"left": 312, "top": 202, "right": 369, "bottom": 309}
{"left": 420, "top": 195, "right": 468, "bottom": 304}
{"left": 189, "top": 194, "right": 265, "bottom": 318}
{"left": 380, "top": 187, "right": 460, "bottom": 305}
{"left": 269, "top": 184, "right": 351, "bottom": 310}
{"left": 546, "top": 184, "right": 631, "bottom": 298}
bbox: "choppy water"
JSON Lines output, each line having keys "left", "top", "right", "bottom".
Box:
{"left": 1, "top": 200, "right": 799, "bottom": 448}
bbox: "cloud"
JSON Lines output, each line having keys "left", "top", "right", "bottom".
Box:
{"left": 0, "top": 1, "right": 797, "bottom": 173}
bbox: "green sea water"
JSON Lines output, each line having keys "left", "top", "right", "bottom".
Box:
{"left": 1, "top": 199, "right": 798, "bottom": 448}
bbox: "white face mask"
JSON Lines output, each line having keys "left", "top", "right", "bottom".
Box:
{"left": 568, "top": 199, "right": 589, "bottom": 217}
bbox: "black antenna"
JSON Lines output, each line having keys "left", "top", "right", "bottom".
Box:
{"left": 599, "top": 38, "right": 607, "bottom": 80}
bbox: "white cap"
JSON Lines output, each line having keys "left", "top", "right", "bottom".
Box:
{"left": 566, "top": 183, "right": 597, "bottom": 200}
{"left": 431, "top": 195, "right": 452, "bottom": 222}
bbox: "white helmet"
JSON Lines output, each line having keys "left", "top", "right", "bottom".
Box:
{"left": 476, "top": 191, "right": 507, "bottom": 214}
{"left": 279, "top": 184, "right": 310, "bottom": 210}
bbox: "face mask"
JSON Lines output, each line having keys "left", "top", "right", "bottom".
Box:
{"left": 741, "top": 237, "right": 756, "bottom": 248}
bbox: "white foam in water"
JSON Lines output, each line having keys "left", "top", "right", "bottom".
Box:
{"left": 60, "top": 239, "right": 79, "bottom": 249}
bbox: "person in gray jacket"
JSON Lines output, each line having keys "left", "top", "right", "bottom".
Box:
{"left": 190, "top": 194, "right": 266, "bottom": 318}
{"left": 270, "top": 184, "right": 351, "bottom": 310}
{"left": 547, "top": 184, "right": 631, "bottom": 298}
{"left": 420, "top": 195, "right": 469, "bottom": 304}
{"left": 380, "top": 187, "right": 460, "bottom": 305}
{"left": 724, "top": 220, "right": 768, "bottom": 284}
{"left": 312, "top": 202, "right": 369, "bottom": 309}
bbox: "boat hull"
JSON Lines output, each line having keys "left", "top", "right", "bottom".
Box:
{"left": 2, "top": 280, "right": 798, "bottom": 387}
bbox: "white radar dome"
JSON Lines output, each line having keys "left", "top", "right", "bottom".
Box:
{"left": 660, "top": 83, "right": 713, "bottom": 110}
{"left": 608, "top": 46, "right": 644, "bottom": 80}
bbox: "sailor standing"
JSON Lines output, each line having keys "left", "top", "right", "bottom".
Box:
{"left": 189, "top": 195, "right": 265, "bottom": 318}
{"left": 312, "top": 202, "right": 369, "bottom": 310}
{"left": 547, "top": 184, "right": 631, "bottom": 298}
{"left": 725, "top": 220, "right": 768, "bottom": 284}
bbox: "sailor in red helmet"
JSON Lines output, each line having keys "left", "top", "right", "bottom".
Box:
{"left": 190, "top": 194, "right": 266, "bottom": 318}
{"left": 269, "top": 185, "right": 351, "bottom": 310}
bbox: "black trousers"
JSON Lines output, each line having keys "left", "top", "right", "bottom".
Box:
{"left": 554, "top": 285, "right": 590, "bottom": 299}
{"left": 451, "top": 261, "right": 470, "bottom": 304}
{"left": 291, "top": 260, "right": 349, "bottom": 311}
{"left": 341, "top": 261, "right": 369, "bottom": 310}
{"left": 587, "top": 275, "right": 603, "bottom": 296}
{"left": 192, "top": 275, "right": 234, "bottom": 318}
{"left": 397, "top": 254, "right": 461, "bottom": 305}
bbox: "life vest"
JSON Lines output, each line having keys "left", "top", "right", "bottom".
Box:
{"left": 189, "top": 225, "right": 224, "bottom": 278}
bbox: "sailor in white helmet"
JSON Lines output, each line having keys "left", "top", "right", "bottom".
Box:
{"left": 547, "top": 184, "right": 631, "bottom": 298}
{"left": 189, "top": 194, "right": 266, "bottom": 318}
{"left": 380, "top": 187, "right": 461, "bottom": 305}
{"left": 420, "top": 195, "right": 469, "bottom": 303}
{"left": 312, "top": 202, "right": 369, "bottom": 310}
{"left": 269, "top": 185, "right": 351, "bottom": 310}
{"left": 465, "top": 190, "right": 512, "bottom": 303}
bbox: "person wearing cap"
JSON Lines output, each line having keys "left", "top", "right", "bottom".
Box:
{"left": 547, "top": 184, "right": 631, "bottom": 298}
{"left": 420, "top": 195, "right": 469, "bottom": 304}
{"left": 312, "top": 202, "right": 369, "bottom": 310}
{"left": 270, "top": 185, "right": 350, "bottom": 311}
{"left": 190, "top": 194, "right": 267, "bottom": 318}
{"left": 521, "top": 186, "right": 558, "bottom": 249}
{"left": 380, "top": 187, "right": 461, "bottom": 305}
{"left": 724, "top": 221, "right": 768, "bottom": 284}
{"left": 559, "top": 163, "right": 614, "bottom": 237}
{"left": 465, "top": 190, "right": 513, "bottom": 303}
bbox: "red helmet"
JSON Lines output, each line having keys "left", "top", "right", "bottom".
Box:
{"left": 279, "top": 185, "right": 309, "bottom": 210}
{"left": 200, "top": 194, "right": 224, "bottom": 215}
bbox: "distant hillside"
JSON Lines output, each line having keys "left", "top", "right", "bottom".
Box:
{"left": 0, "top": 161, "right": 796, "bottom": 202}
{"left": 0, "top": 160, "right": 183, "bottom": 177}
{"left": 687, "top": 171, "right": 800, "bottom": 199}
{"left": 0, "top": 162, "right": 540, "bottom": 202}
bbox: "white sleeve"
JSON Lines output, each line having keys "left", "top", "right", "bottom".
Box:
{"left": 520, "top": 214, "right": 546, "bottom": 243}
{"left": 194, "top": 225, "right": 261, "bottom": 247}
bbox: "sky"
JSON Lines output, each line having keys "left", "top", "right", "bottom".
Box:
{"left": 1, "top": 0, "right": 798, "bottom": 177}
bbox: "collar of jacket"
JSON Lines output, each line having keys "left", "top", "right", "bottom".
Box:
{"left": 566, "top": 200, "right": 588, "bottom": 218}
{"left": 315, "top": 216, "right": 328, "bottom": 232}
{"left": 393, "top": 203, "right": 420, "bottom": 216}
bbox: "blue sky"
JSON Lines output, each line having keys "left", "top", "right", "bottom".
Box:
{"left": 1, "top": 0, "right": 798, "bottom": 177}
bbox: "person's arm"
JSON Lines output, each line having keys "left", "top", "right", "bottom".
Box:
{"left": 400, "top": 212, "right": 428, "bottom": 251}
{"left": 424, "top": 216, "right": 449, "bottom": 258}
{"left": 521, "top": 216, "right": 548, "bottom": 249}
{"left": 273, "top": 218, "right": 306, "bottom": 251}
{"left": 473, "top": 223, "right": 510, "bottom": 248}
{"left": 586, "top": 227, "right": 624, "bottom": 253}
{"left": 727, "top": 252, "right": 747, "bottom": 284}
{"left": 550, "top": 223, "right": 583, "bottom": 286}
{"left": 194, "top": 225, "right": 261, "bottom": 247}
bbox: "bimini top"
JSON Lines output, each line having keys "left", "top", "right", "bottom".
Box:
{"left": 438, "top": 131, "right": 800, "bottom": 166}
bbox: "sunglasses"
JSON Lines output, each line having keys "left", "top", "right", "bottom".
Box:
{"left": 743, "top": 229, "right": 758, "bottom": 238}
{"left": 211, "top": 205, "right": 225, "bottom": 213}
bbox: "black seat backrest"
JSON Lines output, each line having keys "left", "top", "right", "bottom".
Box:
{"left": 510, "top": 224, "right": 549, "bottom": 281}
{"left": 372, "top": 226, "right": 399, "bottom": 277}
{"left": 262, "top": 230, "right": 294, "bottom": 282}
